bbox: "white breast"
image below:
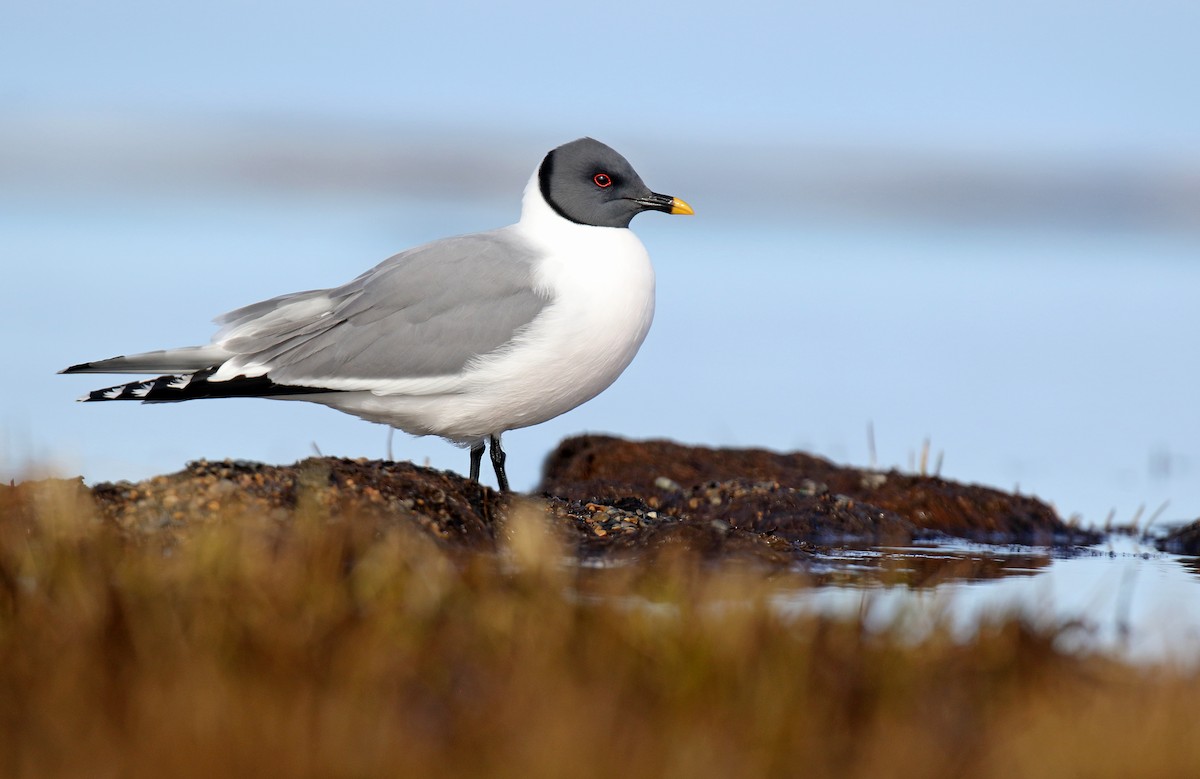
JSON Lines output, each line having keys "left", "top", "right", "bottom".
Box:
{"left": 435, "top": 185, "right": 656, "bottom": 438}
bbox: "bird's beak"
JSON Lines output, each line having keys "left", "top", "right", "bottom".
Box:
{"left": 668, "top": 196, "right": 695, "bottom": 216}
{"left": 633, "top": 192, "right": 695, "bottom": 216}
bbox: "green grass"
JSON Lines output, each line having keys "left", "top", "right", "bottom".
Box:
{"left": 2, "top": 478, "right": 1199, "bottom": 778}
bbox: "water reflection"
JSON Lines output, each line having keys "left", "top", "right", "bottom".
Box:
{"left": 808, "top": 543, "right": 1051, "bottom": 589}
{"left": 1178, "top": 555, "right": 1200, "bottom": 580}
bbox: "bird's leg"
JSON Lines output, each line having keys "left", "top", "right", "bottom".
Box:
{"left": 469, "top": 441, "right": 485, "bottom": 482}
{"left": 489, "top": 434, "right": 510, "bottom": 493}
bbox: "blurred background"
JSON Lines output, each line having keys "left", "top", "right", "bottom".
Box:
{"left": 3, "top": 0, "right": 1198, "bottom": 525}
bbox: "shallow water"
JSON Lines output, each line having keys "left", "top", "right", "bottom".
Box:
{"left": 784, "top": 534, "right": 1200, "bottom": 663}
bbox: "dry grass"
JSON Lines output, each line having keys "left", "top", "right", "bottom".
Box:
{"left": 2, "top": 479, "right": 1199, "bottom": 778}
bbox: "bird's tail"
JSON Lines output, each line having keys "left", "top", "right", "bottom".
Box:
{"left": 60, "top": 345, "right": 229, "bottom": 375}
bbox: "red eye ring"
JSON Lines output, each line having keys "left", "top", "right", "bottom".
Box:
{"left": 593, "top": 173, "right": 612, "bottom": 188}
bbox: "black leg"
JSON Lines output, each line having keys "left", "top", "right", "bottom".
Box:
{"left": 469, "top": 441, "right": 485, "bottom": 482}
{"left": 489, "top": 434, "right": 510, "bottom": 493}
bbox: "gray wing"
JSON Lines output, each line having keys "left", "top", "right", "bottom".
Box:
{"left": 214, "top": 229, "right": 548, "bottom": 384}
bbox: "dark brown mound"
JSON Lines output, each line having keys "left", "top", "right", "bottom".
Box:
{"left": 540, "top": 435, "right": 1096, "bottom": 546}
{"left": 4, "top": 435, "right": 1096, "bottom": 569}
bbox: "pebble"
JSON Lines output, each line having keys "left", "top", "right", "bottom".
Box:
{"left": 654, "top": 477, "right": 682, "bottom": 492}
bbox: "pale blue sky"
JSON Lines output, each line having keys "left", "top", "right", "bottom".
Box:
{"left": 7, "top": 0, "right": 1200, "bottom": 155}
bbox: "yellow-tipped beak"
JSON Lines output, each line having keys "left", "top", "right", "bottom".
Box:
{"left": 670, "top": 197, "right": 695, "bottom": 216}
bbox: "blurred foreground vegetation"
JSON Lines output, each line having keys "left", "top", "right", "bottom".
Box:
{"left": 2, "top": 478, "right": 1199, "bottom": 778}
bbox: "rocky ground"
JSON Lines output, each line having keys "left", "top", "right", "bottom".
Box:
{"left": 3, "top": 435, "right": 1107, "bottom": 564}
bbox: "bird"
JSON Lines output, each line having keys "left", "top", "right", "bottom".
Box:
{"left": 61, "top": 137, "right": 693, "bottom": 492}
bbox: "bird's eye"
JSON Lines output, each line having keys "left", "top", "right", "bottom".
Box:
{"left": 593, "top": 173, "right": 612, "bottom": 188}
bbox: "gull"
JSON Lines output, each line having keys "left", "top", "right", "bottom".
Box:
{"left": 61, "top": 138, "right": 693, "bottom": 492}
